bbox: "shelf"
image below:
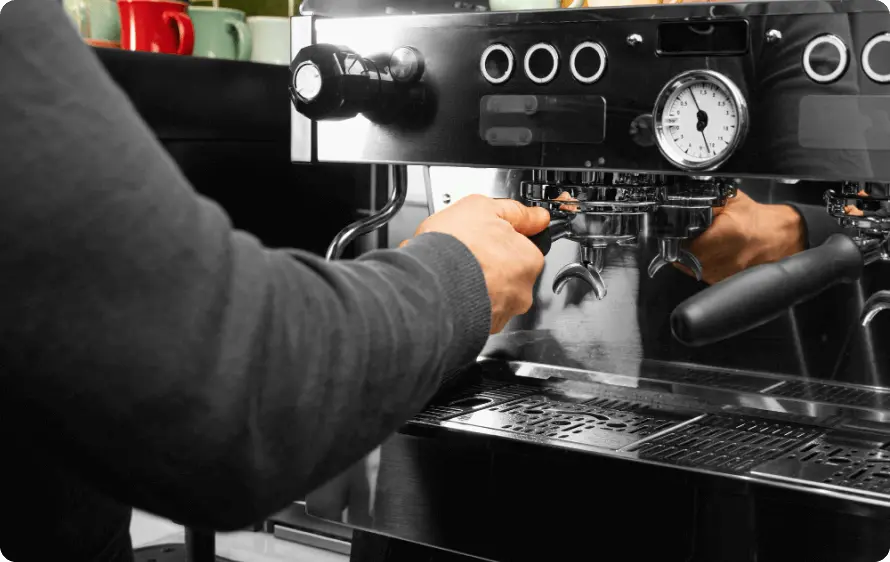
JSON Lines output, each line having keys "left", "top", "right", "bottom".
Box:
{"left": 95, "top": 48, "right": 291, "bottom": 143}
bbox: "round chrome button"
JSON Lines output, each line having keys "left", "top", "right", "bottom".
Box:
{"left": 570, "top": 41, "right": 607, "bottom": 84}
{"left": 294, "top": 62, "right": 323, "bottom": 102}
{"left": 524, "top": 43, "right": 559, "bottom": 85}
{"left": 390, "top": 46, "right": 424, "bottom": 83}
{"left": 480, "top": 44, "right": 514, "bottom": 85}
{"left": 802, "top": 34, "right": 849, "bottom": 84}
{"left": 863, "top": 33, "right": 890, "bottom": 84}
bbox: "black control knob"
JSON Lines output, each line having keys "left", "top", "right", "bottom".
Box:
{"left": 290, "top": 44, "right": 384, "bottom": 121}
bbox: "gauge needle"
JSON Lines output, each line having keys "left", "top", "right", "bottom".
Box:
{"left": 689, "top": 91, "right": 711, "bottom": 154}
{"left": 689, "top": 90, "right": 702, "bottom": 111}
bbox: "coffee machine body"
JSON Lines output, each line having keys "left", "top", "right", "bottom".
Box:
{"left": 288, "top": 2, "right": 890, "bottom": 560}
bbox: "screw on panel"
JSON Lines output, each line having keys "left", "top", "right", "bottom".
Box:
{"left": 766, "top": 29, "right": 783, "bottom": 44}
{"left": 626, "top": 33, "right": 643, "bottom": 47}
{"left": 442, "top": 193, "right": 452, "bottom": 204}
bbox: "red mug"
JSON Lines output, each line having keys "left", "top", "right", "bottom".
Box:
{"left": 118, "top": 0, "right": 195, "bottom": 55}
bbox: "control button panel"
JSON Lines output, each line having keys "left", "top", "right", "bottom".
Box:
{"left": 802, "top": 34, "right": 849, "bottom": 84}
{"left": 570, "top": 41, "right": 607, "bottom": 84}
{"left": 862, "top": 33, "right": 890, "bottom": 84}
{"left": 524, "top": 43, "right": 560, "bottom": 84}
{"left": 480, "top": 43, "right": 514, "bottom": 84}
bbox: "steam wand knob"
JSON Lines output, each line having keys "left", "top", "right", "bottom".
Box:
{"left": 291, "top": 43, "right": 385, "bottom": 121}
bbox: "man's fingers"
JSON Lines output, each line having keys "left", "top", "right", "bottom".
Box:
{"left": 491, "top": 199, "right": 551, "bottom": 236}
{"left": 712, "top": 187, "right": 747, "bottom": 217}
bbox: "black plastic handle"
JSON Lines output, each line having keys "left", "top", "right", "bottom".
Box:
{"left": 527, "top": 218, "right": 572, "bottom": 256}
{"left": 528, "top": 229, "right": 553, "bottom": 256}
{"left": 671, "top": 234, "right": 864, "bottom": 347}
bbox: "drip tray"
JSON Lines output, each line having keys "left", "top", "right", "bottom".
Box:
{"left": 445, "top": 395, "right": 694, "bottom": 451}
{"left": 753, "top": 437, "right": 890, "bottom": 498}
{"left": 629, "top": 415, "right": 823, "bottom": 473}
{"left": 765, "top": 381, "right": 890, "bottom": 409}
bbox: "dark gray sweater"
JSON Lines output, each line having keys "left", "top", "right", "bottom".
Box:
{"left": 0, "top": 1, "right": 490, "bottom": 560}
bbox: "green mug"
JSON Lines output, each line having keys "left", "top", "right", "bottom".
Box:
{"left": 63, "top": 0, "right": 121, "bottom": 42}
{"left": 247, "top": 16, "right": 290, "bottom": 65}
{"left": 188, "top": 6, "right": 251, "bottom": 60}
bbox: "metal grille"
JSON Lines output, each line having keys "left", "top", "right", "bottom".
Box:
{"left": 754, "top": 439, "right": 890, "bottom": 495}
{"left": 581, "top": 396, "right": 655, "bottom": 413}
{"left": 642, "top": 368, "right": 774, "bottom": 393}
{"left": 765, "top": 381, "right": 890, "bottom": 409}
{"left": 412, "top": 383, "right": 538, "bottom": 424}
{"left": 447, "top": 395, "right": 694, "bottom": 451}
{"left": 631, "top": 415, "right": 823, "bottom": 473}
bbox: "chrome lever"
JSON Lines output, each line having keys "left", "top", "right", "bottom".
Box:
{"left": 861, "top": 290, "right": 890, "bottom": 327}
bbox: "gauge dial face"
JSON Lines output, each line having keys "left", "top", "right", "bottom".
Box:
{"left": 654, "top": 71, "right": 748, "bottom": 171}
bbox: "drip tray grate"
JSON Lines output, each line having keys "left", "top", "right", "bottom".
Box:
{"left": 446, "top": 395, "right": 694, "bottom": 451}
{"left": 412, "top": 383, "right": 538, "bottom": 424}
{"left": 765, "top": 381, "right": 890, "bottom": 409}
{"left": 629, "top": 415, "right": 823, "bottom": 473}
{"left": 641, "top": 368, "right": 774, "bottom": 393}
{"left": 753, "top": 438, "right": 890, "bottom": 496}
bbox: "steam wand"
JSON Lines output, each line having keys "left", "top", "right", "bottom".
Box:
{"left": 862, "top": 291, "right": 890, "bottom": 327}
{"left": 326, "top": 166, "right": 409, "bottom": 261}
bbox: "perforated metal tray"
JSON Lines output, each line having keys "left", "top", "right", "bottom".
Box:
{"left": 445, "top": 394, "right": 695, "bottom": 451}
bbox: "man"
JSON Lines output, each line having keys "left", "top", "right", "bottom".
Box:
{"left": 0, "top": 1, "right": 550, "bottom": 561}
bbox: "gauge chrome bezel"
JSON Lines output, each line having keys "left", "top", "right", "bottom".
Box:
{"left": 652, "top": 69, "right": 749, "bottom": 172}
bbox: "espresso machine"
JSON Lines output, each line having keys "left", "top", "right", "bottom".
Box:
{"left": 283, "top": 1, "right": 890, "bottom": 560}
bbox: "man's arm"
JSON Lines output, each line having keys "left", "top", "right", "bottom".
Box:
{"left": 0, "top": 0, "right": 491, "bottom": 530}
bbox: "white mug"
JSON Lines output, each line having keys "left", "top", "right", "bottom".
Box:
{"left": 247, "top": 16, "right": 291, "bottom": 65}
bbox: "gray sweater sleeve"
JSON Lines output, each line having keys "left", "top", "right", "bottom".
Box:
{"left": 788, "top": 203, "right": 846, "bottom": 249}
{"left": 0, "top": 0, "right": 490, "bottom": 530}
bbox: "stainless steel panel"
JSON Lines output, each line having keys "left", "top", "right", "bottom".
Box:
{"left": 273, "top": 525, "right": 353, "bottom": 556}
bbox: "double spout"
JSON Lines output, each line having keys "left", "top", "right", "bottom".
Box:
{"left": 553, "top": 243, "right": 608, "bottom": 300}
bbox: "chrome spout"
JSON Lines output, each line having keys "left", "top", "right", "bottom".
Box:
{"left": 861, "top": 291, "right": 890, "bottom": 327}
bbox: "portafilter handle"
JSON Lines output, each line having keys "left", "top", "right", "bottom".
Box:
{"left": 527, "top": 217, "right": 572, "bottom": 256}
{"left": 671, "top": 234, "right": 864, "bottom": 347}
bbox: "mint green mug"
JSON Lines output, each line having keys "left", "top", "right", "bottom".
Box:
{"left": 247, "top": 16, "right": 290, "bottom": 65}
{"left": 63, "top": 0, "right": 121, "bottom": 42}
{"left": 188, "top": 6, "right": 252, "bottom": 60}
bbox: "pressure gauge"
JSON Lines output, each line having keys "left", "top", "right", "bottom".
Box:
{"left": 653, "top": 70, "right": 749, "bottom": 172}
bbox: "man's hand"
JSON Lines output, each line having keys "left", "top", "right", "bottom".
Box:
{"left": 404, "top": 195, "right": 550, "bottom": 334}
{"left": 844, "top": 190, "right": 868, "bottom": 216}
{"left": 677, "top": 190, "right": 807, "bottom": 285}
